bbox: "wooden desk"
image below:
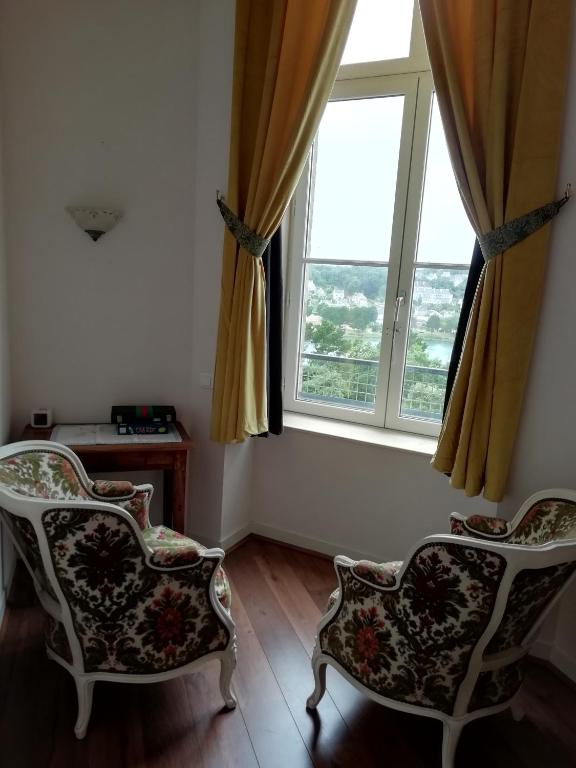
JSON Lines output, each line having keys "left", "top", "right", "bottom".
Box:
{"left": 21, "top": 422, "right": 192, "bottom": 533}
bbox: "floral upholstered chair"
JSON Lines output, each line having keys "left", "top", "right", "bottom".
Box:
{"left": 307, "top": 489, "right": 576, "bottom": 768}
{"left": 0, "top": 440, "right": 236, "bottom": 738}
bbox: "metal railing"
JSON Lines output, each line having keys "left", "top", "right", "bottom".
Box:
{"left": 298, "top": 353, "right": 448, "bottom": 421}
{"left": 400, "top": 364, "right": 448, "bottom": 421}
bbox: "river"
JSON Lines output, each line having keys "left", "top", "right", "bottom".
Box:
{"left": 425, "top": 339, "right": 453, "bottom": 366}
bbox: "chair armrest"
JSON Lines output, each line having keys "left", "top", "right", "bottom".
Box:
{"left": 450, "top": 512, "right": 510, "bottom": 538}
{"left": 91, "top": 479, "right": 135, "bottom": 499}
{"left": 350, "top": 559, "right": 402, "bottom": 589}
{"left": 143, "top": 544, "right": 232, "bottom": 612}
{"left": 117, "top": 484, "right": 154, "bottom": 530}
{"left": 148, "top": 543, "right": 203, "bottom": 568}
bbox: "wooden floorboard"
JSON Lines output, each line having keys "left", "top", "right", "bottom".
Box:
{"left": 0, "top": 539, "right": 575, "bottom": 767}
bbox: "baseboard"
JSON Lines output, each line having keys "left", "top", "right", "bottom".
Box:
{"left": 249, "top": 522, "right": 377, "bottom": 563}
{"left": 220, "top": 524, "right": 252, "bottom": 552}
{"left": 548, "top": 645, "right": 576, "bottom": 685}
{"left": 530, "top": 639, "right": 553, "bottom": 662}
{"left": 186, "top": 525, "right": 252, "bottom": 554}
{"left": 528, "top": 638, "right": 576, "bottom": 686}
{"left": 185, "top": 531, "right": 222, "bottom": 550}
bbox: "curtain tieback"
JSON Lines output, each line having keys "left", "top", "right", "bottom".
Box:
{"left": 216, "top": 193, "right": 270, "bottom": 258}
{"left": 479, "top": 185, "right": 571, "bottom": 262}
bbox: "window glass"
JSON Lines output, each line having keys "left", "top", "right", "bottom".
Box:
{"left": 416, "top": 95, "right": 475, "bottom": 264}
{"left": 309, "top": 96, "right": 404, "bottom": 263}
{"left": 297, "top": 263, "right": 387, "bottom": 412}
{"left": 400, "top": 267, "right": 467, "bottom": 421}
{"left": 341, "top": 0, "right": 413, "bottom": 65}
{"left": 285, "top": 5, "right": 474, "bottom": 437}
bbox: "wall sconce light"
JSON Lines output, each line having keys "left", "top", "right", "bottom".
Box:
{"left": 66, "top": 206, "right": 123, "bottom": 241}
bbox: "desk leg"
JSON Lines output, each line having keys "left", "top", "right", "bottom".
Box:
{"left": 164, "top": 454, "right": 187, "bottom": 533}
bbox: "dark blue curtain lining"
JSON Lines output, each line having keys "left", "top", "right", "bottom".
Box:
{"left": 443, "top": 239, "right": 484, "bottom": 416}
{"left": 258, "top": 228, "right": 283, "bottom": 436}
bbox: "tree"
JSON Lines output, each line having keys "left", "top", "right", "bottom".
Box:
{"left": 347, "top": 339, "right": 380, "bottom": 361}
{"left": 406, "top": 331, "right": 443, "bottom": 368}
{"left": 316, "top": 304, "right": 347, "bottom": 326}
{"left": 348, "top": 305, "right": 378, "bottom": 330}
{"left": 426, "top": 314, "right": 442, "bottom": 332}
{"left": 305, "top": 320, "right": 349, "bottom": 355}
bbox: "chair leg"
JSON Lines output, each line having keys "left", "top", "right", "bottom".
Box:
{"left": 442, "top": 720, "right": 464, "bottom": 768}
{"left": 219, "top": 644, "right": 237, "bottom": 710}
{"left": 510, "top": 699, "right": 525, "bottom": 722}
{"left": 306, "top": 652, "right": 327, "bottom": 710}
{"left": 442, "top": 719, "right": 464, "bottom": 768}
{"left": 74, "top": 678, "right": 95, "bottom": 739}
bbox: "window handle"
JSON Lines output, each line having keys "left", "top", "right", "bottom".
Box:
{"left": 393, "top": 291, "right": 406, "bottom": 330}
{"left": 385, "top": 292, "right": 406, "bottom": 340}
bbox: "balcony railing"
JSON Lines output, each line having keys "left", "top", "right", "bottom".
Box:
{"left": 298, "top": 352, "right": 448, "bottom": 421}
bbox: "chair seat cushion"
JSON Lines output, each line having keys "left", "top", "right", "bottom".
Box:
{"left": 142, "top": 526, "right": 231, "bottom": 611}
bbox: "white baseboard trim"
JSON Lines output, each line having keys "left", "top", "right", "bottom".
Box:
{"left": 248, "top": 521, "right": 377, "bottom": 562}
{"left": 186, "top": 531, "right": 222, "bottom": 550}
{"left": 220, "top": 524, "right": 252, "bottom": 551}
{"left": 186, "top": 525, "right": 252, "bottom": 552}
{"left": 529, "top": 639, "right": 576, "bottom": 684}
{"left": 530, "top": 639, "right": 553, "bottom": 661}
{"left": 548, "top": 645, "right": 576, "bottom": 684}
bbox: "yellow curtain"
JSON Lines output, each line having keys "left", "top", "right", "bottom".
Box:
{"left": 211, "top": 0, "right": 356, "bottom": 443}
{"left": 420, "top": 0, "right": 573, "bottom": 500}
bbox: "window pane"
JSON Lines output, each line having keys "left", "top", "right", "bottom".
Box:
{"left": 417, "top": 95, "right": 475, "bottom": 265}
{"left": 400, "top": 267, "right": 467, "bottom": 422}
{"left": 309, "top": 96, "right": 404, "bottom": 263}
{"left": 297, "top": 263, "right": 387, "bottom": 412}
{"left": 341, "top": 0, "right": 413, "bottom": 65}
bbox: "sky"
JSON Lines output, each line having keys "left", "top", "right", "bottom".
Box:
{"left": 308, "top": 0, "right": 476, "bottom": 267}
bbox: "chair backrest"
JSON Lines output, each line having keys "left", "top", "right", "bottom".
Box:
{"left": 450, "top": 490, "right": 576, "bottom": 655}
{"left": 0, "top": 440, "right": 230, "bottom": 676}
{"left": 327, "top": 537, "right": 510, "bottom": 715}
{"left": 0, "top": 441, "right": 97, "bottom": 602}
{"left": 0, "top": 441, "right": 94, "bottom": 501}
{"left": 322, "top": 523, "right": 576, "bottom": 718}
{"left": 0, "top": 442, "right": 132, "bottom": 670}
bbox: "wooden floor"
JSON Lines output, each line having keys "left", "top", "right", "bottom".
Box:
{"left": 1, "top": 537, "right": 575, "bottom": 768}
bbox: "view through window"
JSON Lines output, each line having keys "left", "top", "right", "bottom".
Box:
{"left": 285, "top": 0, "right": 475, "bottom": 436}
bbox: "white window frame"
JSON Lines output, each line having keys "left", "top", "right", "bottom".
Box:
{"left": 284, "top": 3, "right": 470, "bottom": 438}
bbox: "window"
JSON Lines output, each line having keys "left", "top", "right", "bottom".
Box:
{"left": 284, "top": 0, "right": 475, "bottom": 437}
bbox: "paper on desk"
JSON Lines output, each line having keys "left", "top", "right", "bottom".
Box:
{"left": 50, "top": 424, "right": 182, "bottom": 445}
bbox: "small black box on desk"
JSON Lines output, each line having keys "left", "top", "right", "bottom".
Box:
{"left": 111, "top": 405, "right": 176, "bottom": 424}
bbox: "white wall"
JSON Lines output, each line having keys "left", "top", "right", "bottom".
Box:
{"left": 0, "top": 0, "right": 198, "bottom": 430}
{"left": 186, "top": 0, "right": 236, "bottom": 545}
{"left": 0, "top": 0, "right": 213, "bottom": 533}
{"left": 222, "top": 442, "right": 253, "bottom": 547}
{"left": 0, "top": 0, "right": 241, "bottom": 550}
{"left": 502, "top": 6, "right": 576, "bottom": 681}
{"left": 252, "top": 431, "right": 495, "bottom": 562}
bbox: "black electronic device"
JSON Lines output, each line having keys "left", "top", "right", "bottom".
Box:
{"left": 111, "top": 405, "right": 176, "bottom": 424}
